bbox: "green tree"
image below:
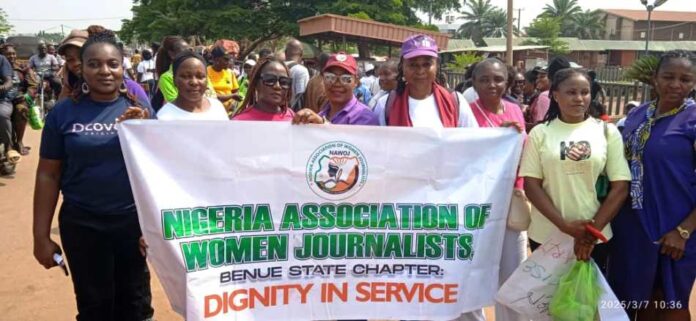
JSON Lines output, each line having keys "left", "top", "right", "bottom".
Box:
{"left": 120, "top": 0, "right": 434, "bottom": 58}
{"left": 446, "top": 52, "right": 483, "bottom": 72}
{"left": 411, "top": 0, "right": 463, "bottom": 24}
{"left": 524, "top": 17, "right": 569, "bottom": 55}
{"left": 540, "top": 0, "right": 582, "bottom": 37}
{"left": 571, "top": 9, "right": 604, "bottom": 39}
{"left": 0, "top": 8, "right": 13, "bottom": 35}
{"left": 481, "top": 8, "right": 520, "bottom": 38}
{"left": 457, "top": 0, "right": 499, "bottom": 46}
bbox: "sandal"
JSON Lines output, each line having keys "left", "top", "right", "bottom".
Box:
{"left": 7, "top": 149, "right": 21, "bottom": 164}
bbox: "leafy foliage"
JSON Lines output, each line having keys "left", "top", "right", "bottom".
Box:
{"left": 457, "top": 0, "right": 517, "bottom": 46}
{"left": 446, "top": 53, "right": 484, "bottom": 72}
{"left": 624, "top": 55, "right": 659, "bottom": 86}
{"left": 119, "top": 0, "right": 439, "bottom": 58}
{"left": 570, "top": 9, "right": 605, "bottom": 40}
{"left": 524, "top": 17, "right": 569, "bottom": 55}
{"left": 0, "top": 9, "right": 12, "bottom": 35}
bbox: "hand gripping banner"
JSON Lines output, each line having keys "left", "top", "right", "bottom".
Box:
{"left": 118, "top": 121, "right": 523, "bottom": 321}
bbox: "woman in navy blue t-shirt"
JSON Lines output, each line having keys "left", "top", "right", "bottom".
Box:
{"left": 33, "top": 26, "right": 154, "bottom": 321}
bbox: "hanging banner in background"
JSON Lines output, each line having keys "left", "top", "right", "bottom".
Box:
{"left": 119, "top": 121, "right": 523, "bottom": 321}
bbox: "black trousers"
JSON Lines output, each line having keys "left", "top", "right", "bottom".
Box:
{"left": 529, "top": 238, "right": 611, "bottom": 276}
{"left": 59, "top": 202, "right": 154, "bottom": 321}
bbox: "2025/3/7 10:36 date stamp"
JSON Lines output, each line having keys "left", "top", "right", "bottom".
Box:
{"left": 600, "top": 300, "right": 684, "bottom": 310}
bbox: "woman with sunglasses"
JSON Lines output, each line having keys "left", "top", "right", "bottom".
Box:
{"left": 233, "top": 57, "right": 322, "bottom": 124}
{"left": 305, "top": 52, "right": 377, "bottom": 125}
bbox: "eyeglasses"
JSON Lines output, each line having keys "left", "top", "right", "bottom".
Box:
{"left": 323, "top": 72, "right": 354, "bottom": 85}
{"left": 259, "top": 74, "right": 292, "bottom": 89}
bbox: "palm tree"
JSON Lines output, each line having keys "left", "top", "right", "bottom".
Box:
{"left": 541, "top": 0, "right": 582, "bottom": 36}
{"left": 481, "top": 8, "right": 520, "bottom": 38}
{"left": 571, "top": 9, "right": 605, "bottom": 39}
{"left": 457, "top": 0, "right": 497, "bottom": 46}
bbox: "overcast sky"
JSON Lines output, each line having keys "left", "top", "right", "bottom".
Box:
{"left": 3, "top": 0, "right": 693, "bottom": 35}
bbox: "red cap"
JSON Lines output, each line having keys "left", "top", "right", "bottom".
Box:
{"left": 323, "top": 52, "right": 357, "bottom": 75}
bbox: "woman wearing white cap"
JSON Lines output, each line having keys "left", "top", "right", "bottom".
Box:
{"left": 373, "top": 34, "right": 484, "bottom": 321}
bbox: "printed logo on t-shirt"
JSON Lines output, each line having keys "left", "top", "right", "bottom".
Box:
{"left": 560, "top": 141, "right": 591, "bottom": 161}
{"left": 71, "top": 122, "right": 119, "bottom": 136}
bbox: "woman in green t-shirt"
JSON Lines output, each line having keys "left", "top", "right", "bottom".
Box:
{"left": 519, "top": 68, "right": 631, "bottom": 271}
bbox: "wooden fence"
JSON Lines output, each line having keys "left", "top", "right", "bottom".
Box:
{"left": 444, "top": 71, "right": 646, "bottom": 117}
{"left": 598, "top": 81, "right": 647, "bottom": 116}
{"left": 595, "top": 66, "right": 628, "bottom": 82}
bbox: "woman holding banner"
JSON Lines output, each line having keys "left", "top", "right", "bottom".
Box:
{"left": 33, "top": 27, "right": 155, "bottom": 321}
{"left": 519, "top": 68, "right": 630, "bottom": 273}
{"left": 232, "top": 56, "right": 323, "bottom": 124}
{"left": 372, "top": 34, "right": 482, "bottom": 321}
{"left": 469, "top": 58, "right": 528, "bottom": 321}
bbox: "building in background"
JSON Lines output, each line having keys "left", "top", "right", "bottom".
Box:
{"left": 601, "top": 9, "right": 696, "bottom": 41}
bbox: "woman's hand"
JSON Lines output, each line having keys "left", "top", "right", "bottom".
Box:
{"left": 139, "top": 236, "right": 148, "bottom": 257}
{"left": 658, "top": 230, "right": 686, "bottom": 260}
{"left": 573, "top": 237, "right": 595, "bottom": 261}
{"left": 561, "top": 220, "right": 593, "bottom": 239}
{"left": 116, "top": 106, "right": 150, "bottom": 123}
{"left": 33, "top": 237, "right": 62, "bottom": 269}
{"left": 292, "top": 108, "right": 325, "bottom": 125}
{"left": 501, "top": 121, "right": 524, "bottom": 133}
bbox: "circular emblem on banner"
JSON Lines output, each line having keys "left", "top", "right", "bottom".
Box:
{"left": 306, "top": 141, "right": 368, "bottom": 200}
{"left": 336, "top": 54, "right": 347, "bottom": 62}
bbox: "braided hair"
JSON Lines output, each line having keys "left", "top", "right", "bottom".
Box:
{"left": 656, "top": 50, "right": 696, "bottom": 75}
{"left": 543, "top": 68, "right": 591, "bottom": 124}
{"left": 73, "top": 25, "right": 141, "bottom": 107}
{"left": 233, "top": 56, "right": 292, "bottom": 117}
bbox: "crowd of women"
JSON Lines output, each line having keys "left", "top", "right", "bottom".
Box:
{"left": 24, "top": 25, "right": 696, "bottom": 321}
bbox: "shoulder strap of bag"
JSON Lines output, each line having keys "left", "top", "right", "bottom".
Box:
{"left": 384, "top": 90, "right": 397, "bottom": 124}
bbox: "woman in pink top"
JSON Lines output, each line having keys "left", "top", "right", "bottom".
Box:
{"left": 232, "top": 57, "right": 322, "bottom": 124}
{"left": 469, "top": 58, "right": 528, "bottom": 321}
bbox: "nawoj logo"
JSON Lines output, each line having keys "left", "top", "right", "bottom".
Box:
{"left": 306, "top": 141, "right": 368, "bottom": 200}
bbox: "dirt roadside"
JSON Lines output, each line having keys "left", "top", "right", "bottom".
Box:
{"left": 1, "top": 128, "right": 693, "bottom": 320}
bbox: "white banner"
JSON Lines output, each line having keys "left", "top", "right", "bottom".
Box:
{"left": 118, "top": 121, "right": 523, "bottom": 321}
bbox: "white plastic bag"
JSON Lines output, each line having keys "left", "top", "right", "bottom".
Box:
{"left": 495, "top": 230, "right": 629, "bottom": 321}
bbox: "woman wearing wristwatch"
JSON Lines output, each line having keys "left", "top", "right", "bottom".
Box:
{"left": 609, "top": 50, "right": 696, "bottom": 321}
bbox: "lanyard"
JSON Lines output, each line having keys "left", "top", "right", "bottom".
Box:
{"left": 474, "top": 101, "right": 505, "bottom": 128}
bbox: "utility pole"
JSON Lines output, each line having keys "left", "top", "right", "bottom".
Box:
{"left": 429, "top": 0, "right": 433, "bottom": 25}
{"left": 61, "top": 24, "right": 65, "bottom": 37}
{"left": 506, "top": 0, "right": 514, "bottom": 65}
{"left": 516, "top": 8, "right": 524, "bottom": 32}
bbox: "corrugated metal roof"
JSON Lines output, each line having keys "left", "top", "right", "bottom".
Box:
{"left": 601, "top": 9, "right": 696, "bottom": 22}
{"left": 445, "top": 39, "right": 477, "bottom": 51}
{"left": 298, "top": 14, "right": 449, "bottom": 49}
{"left": 482, "top": 37, "right": 696, "bottom": 52}
{"left": 441, "top": 45, "right": 548, "bottom": 53}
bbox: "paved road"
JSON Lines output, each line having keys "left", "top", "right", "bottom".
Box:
{"left": 0, "top": 128, "right": 693, "bottom": 320}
